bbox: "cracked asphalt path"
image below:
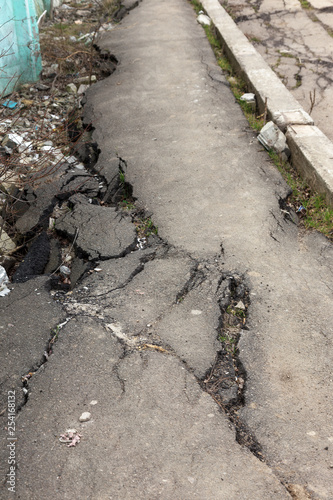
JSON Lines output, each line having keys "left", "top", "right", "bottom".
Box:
{"left": 1, "top": 0, "right": 333, "bottom": 498}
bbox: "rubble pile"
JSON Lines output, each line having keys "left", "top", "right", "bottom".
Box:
{"left": 0, "top": 0, "right": 131, "bottom": 286}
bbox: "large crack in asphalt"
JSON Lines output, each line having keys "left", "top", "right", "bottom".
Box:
{"left": 4, "top": 101, "right": 296, "bottom": 500}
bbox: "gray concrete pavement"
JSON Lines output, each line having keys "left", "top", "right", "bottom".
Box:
{"left": 1, "top": 0, "right": 333, "bottom": 499}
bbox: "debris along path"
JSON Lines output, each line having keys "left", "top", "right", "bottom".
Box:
{"left": 1, "top": 1, "right": 332, "bottom": 500}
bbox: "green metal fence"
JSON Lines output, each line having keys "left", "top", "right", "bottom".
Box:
{"left": 0, "top": 0, "right": 56, "bottom": 96}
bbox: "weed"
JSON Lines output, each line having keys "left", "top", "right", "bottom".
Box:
{"left": 94, "top": 0, "right": 119, "bottom": 18}
{"left": 293, "top": 73, "right": 302, "bottom": 89}
{"left": 226, "top": 305, "right": 246, "bottom": 318}
{"left": 120, "top": 199, "right": 135, "bottom": 210}
{"left": 268, "top": 151, "right": 333, "bottom": 238}
{"left": 135, "top": 217, "right": 158, "bottom": 237}
{"left": 299, "top": 0, "right": 312, "bottom": 9}
{"left": 197, "top": 22, "right": 265, "bottom": 132}
{"left": 279, "top": 51, "right": 295, "bottom": 59}
{"left": 219, "top": 333, "right": 237, "bottom": 355}
{"left": 119, "top": 170, "right": 125, "bottom": 186}
{"left": 246, "top": 34, "right": 262, "bottom": 44}
{"left": 191, "top": 0, "right": 202, "bottom": 14}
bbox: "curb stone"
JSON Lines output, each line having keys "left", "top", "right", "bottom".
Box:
{"left": 201, "top": 0, "right": 333, "bottom": 208}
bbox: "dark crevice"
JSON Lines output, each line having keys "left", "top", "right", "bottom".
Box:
{"left": 175, "top": 261, "right": 206, "bottom": 303}
{"left": 17, "top": 317, "right": 70, "bottom": 413}
{"left": 199, "top": 271, "right": 264, "bottom": 460}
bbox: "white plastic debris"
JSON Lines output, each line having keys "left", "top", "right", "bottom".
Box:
{"left": 0, "top": 265, "right": 10, "bottom": 296}
{"left": 60, "top": 265, "right": 71, "bottom": 276}
{"left": 137, "top": 237, "right": 147, "bottom": 250}
{"left": 197, "top": 13, "right": 211, "bottom": 26}
{"left": 258, "top": 121, "right": 290, "bottom": 161}
{"left": 240, "top": 93, "right": 256, "bottom": 111}
{"left": 65, "top": 155, "right": 77, "bottom": 164}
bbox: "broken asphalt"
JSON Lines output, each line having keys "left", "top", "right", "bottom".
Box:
{"left": 1, "top": 0, "right": 333, "bottom": 498}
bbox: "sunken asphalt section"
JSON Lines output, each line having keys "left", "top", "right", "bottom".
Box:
{"left": 202, "top": 0, "right": 333, "bottom": 208}
{"left": 1, "top": 0, "right": 333, "bottom": 499}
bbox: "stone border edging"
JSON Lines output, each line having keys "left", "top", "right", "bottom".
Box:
{"left": 201, "top": 0, "right": 333, "bottom": 207}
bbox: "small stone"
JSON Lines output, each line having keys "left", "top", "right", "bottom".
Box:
{"left": 0, "top": 229, "right": 16, "bottom": 253}
{"left": 79, "top": 412, "right": 91, "bottom": 422}
{"left": 258, "top": 121, "right": 290, "bottom": 160}
{"left": 235, "top": 301, "right": 245, "bottom": 310}
{"left": 77, "top": 10, "right": 90, "bottom": 16}
{"left": 227, "top": 76, "right": 237, "bottom": 86}
{"left": 78, "top": 84, "right": 89, "bottom": 95}
{"left": 22, "top": 99, "right": 34, "bottom": 108}
{"left": 35, "top": 83, "right": 50, "bottom": 91}
{"left": 197, "top": 14, "right": 211, "bottom": 26}
{"left": 77, "top": 75, "right": 97, "bottom": 84}
{"left": 90, "top": 400, "right": 98, "bottom": 405}
{"left": 66, "top": 83, "right": 77, "bottom": 95}
{"left": 42, "top": 64, "right": 59, "bottom": 78}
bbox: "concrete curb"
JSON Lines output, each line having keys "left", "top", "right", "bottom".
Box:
{"left": 201, "top": 0, "right": 333, "bottom": 207}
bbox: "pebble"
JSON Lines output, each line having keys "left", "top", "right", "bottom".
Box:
{"left": 78, "top": 84, "right": 89, "bottom": 95}
{"left": 66, "top": 83, "right": 77, "bottom": 94}
{"left": 79, "top": 412, "right": 91, "bottom": 422}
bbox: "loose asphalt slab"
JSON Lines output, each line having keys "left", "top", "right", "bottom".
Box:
{"left": 1, "top": 0, "right": 333, "bottom": 499}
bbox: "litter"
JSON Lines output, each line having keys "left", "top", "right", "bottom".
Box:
{"left": 258, "top": 121, "right": 290, "bottom": 161}
{"left": 60, "top": 265, "right": 71, "bottom": 276}
{"left": 240, "top": 93, "right": 255, "bottom": 102}
{"left": 59, "top": 429, "right": 82, "bottom": 447}
{"left": 0, "top": 266, "right": 10, "bottom": 296}
{"left": 240, "top": 93, "right": 256, "bottom": 110}
{"left": 2, "top": 100, "right": 18, "bottom": 109}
